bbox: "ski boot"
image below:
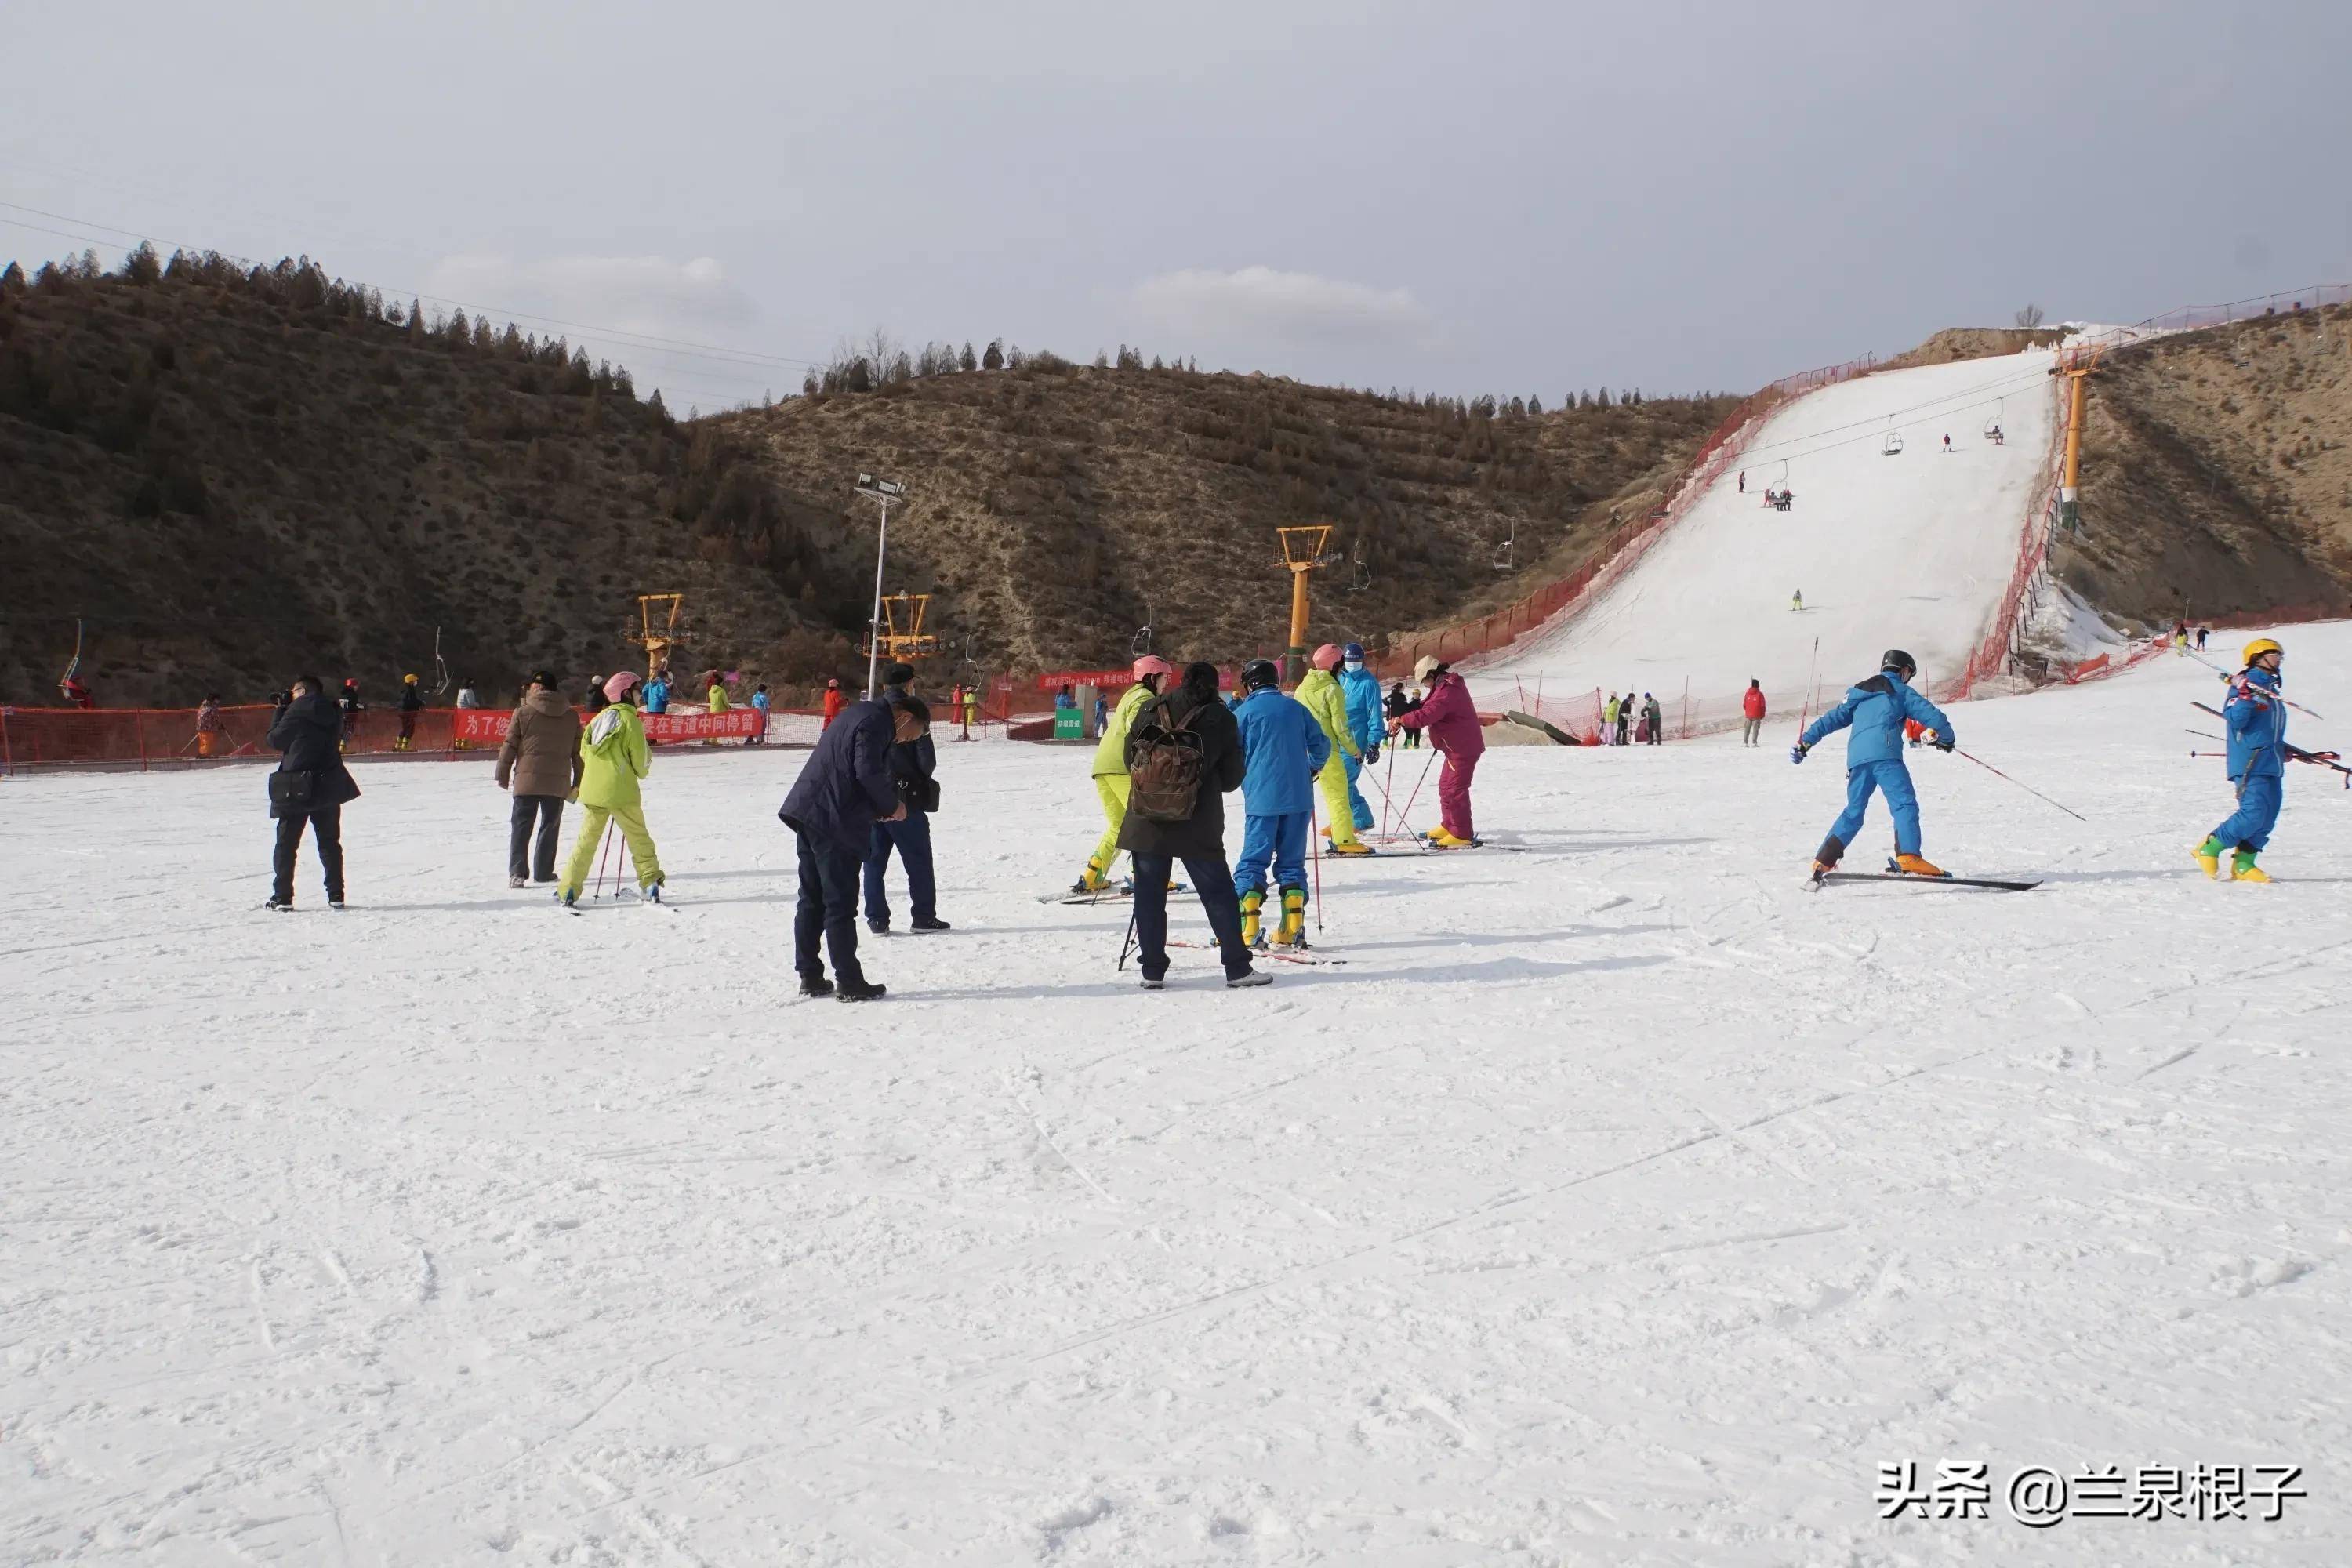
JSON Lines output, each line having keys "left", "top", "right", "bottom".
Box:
{"left": 1888, "top": 853, "right": 1949, "bottom": 878}
{"left": 1425, "top": 828, "right": 1468, "bottom": 849}
{"left": 1240, "top": 889, "right": 1265, "bottom": 949}
{"left": 1328, "top": 838, "right": 1374, "bottom": 856}
{"left": 2231, "top": 848, "right": 2271, "bottom": 884}
{"left": 1272, "top": 887, "right": 1308, "bottom": 949}
{"left": 1071, "top": 862, "right": 1112, "bottom": 895}
{"left": 2194, "top": 837, "right": 2225, "bottom": 880}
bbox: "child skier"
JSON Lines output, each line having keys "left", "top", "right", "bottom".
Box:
{"left": 556, "top": 671, "right": 666, "bottom": 906}
{"left": 1791, "top": 649, "right": 1955, "bottom": 880}
{"left": 1337, "top": 642, "right": 1386, "bottom": 833}
{"left": 1298, "top": 645, "right": 1370, "bottom": 855}
{"left": 1390, "top": 655, "right": 1486, "bottom": 847}
{"left": 1073, "top": 655, "right": 1174, "bottom": 893}
{"left": 1232, "top": 658, "right": 1329, "bottom": 946}
{"left": 2194, "top": 638, "right": 2288, "bottom": 883}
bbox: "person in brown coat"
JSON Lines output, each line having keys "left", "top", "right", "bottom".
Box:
{"left": 495, "top": 670, "right": 585, "bottom": 887}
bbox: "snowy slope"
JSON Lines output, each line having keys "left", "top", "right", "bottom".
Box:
{"left": 1472, "top": 349, "right": 2070, "bottom": 720}
{"left": 5, "top": 628, "right": 2350, "bottom": 1566}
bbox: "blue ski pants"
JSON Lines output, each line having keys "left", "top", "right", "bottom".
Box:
{"left": 863, "top": 811, "right": 936, "bottom": 925}
{"left": 1343, "top": 752, "right": 1374, "bottom": 832}
{"left": 1828, "top": 760, "right": 1922, "bottom": 856}
{"left": 1233, "top": 811, "right": 1310, "bottom": 902}
{"left": 2211, "top": 773, "right": 2281, "bottom": 852}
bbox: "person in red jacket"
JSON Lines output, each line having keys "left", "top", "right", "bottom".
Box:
{"left": 1741, "top": 679, "right": 1767, "bottom": 746}
{"left": 821, "top": 677, "right": 847, "bottom": 729}
{"left": 1390, "top": 655, "right": 1486, "bottom": 847}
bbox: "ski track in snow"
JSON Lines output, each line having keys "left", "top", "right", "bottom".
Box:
{"left": 5, "top": 629, "right": 2351, "bottom": 1565}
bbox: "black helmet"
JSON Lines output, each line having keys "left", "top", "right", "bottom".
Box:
{"left": 1240, "top": 659, "right": 1281, "bottom": 692}
{"left": 1881, "top": 648, "right": 1918, "bottom": 679}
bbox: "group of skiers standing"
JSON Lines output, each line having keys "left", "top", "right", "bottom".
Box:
{"left": 1600, "top": 691, "right": 1664, "bottom": 746}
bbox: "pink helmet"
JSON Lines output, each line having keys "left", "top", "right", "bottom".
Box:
{"left": 1131, "top": 655, "right": 1174, "bottom": 681}
{"left": 604, "top": 670, "right": 641, "bottom": 702}
{"left": 1310, "top": 643, "right": 1343, "bottom": 670}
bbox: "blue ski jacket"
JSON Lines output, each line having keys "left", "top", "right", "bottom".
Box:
{"left": 1801, "top": 670, "right": 1953, "bottom": 768}
{"left": 2223, "top": 666, "right": 2287, "bottom": 781}
{"left": 1338, "top": 662, "right": 1387, "bottom": 751}
{"left": 1234, "top": 686, "right": 1329, "bottom": 817}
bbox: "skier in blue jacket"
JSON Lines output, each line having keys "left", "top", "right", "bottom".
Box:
{"left": 1335, "top": 642, "right": 1386, "bottom": 833}
{"left": 2194, "top": 637, "right": 2288, "bottom": 883}
{"left": 1793, "top": 649, "right": 1956, "bottom": 879}
{"left": 1232, "top": 659, "right": 1330, "bottom": 947}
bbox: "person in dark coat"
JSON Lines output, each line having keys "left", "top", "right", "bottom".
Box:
{"left": 864, "top": 664, "right": 948, "bottom": 934}
{"left": 1385, "top": 681, "right": 1421, "bottom": 748}
{"left": 396, "top": 673, "right": 424, "bottom": 750}
{"left": 779, "top": 694, "right": 926, "bottom": 1000}
{"left": 266, "top": 675, "right": 363, "bottom": 909}
{"left": 337, "top": 678, "right": 364, "bottom": 753}
{"left": 1118, "top": 662, "right": 1266, "bottom": 989}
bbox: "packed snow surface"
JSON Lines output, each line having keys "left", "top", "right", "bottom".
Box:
{"left": 1472, "top": 350, "right": 2067, "bottom": 713}
{"left": 7, "top": 628, "right": 2351, "bottom": 1566}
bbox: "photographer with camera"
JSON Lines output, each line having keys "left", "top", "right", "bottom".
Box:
{"left": 264, "top": 675, "right": 362, "bottom": 909}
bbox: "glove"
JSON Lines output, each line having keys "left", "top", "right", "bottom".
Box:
{"left": 1922, "top": 729, "right": 1955, "bottom": 753}
{"left": 1365, "top": 744, "right": 1381, "bottom": 764}
{"left": 1789, "top": 742, "right": 1809, "bottom": 765}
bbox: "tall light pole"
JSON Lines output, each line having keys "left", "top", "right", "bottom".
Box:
{"left": 855, "top": 473, "right": 907, "bottom": 698}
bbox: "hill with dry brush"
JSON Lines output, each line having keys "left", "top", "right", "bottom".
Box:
{"left": 0, "top": 249, "right": 1735, "bottom": 703}
{"left": 2059, "top": 303, "right": 2352, "bottom": 629}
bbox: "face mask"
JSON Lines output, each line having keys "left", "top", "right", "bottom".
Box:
{"left": 1344, "top": 659, "right": 1363, "bottom": 670}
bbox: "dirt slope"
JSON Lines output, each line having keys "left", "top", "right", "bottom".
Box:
{"left": 2055, "top": 303, "right": 2352, "bottom": 629}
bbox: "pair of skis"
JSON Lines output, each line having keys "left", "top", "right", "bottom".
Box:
{"left": 1167, "top": 938, "right": 1345, "bottom": 967}
{"left": 1040, "top": 880, "right": 1188, "bottom": 906}
{"left": 1807, "top": 860, "right": 2040, "bottom": 893}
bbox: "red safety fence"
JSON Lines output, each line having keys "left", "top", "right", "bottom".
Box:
{"left": 0, "top": 703, "right": 850, "bottom": 773}
{"left": 1367, "top": 350, "right": 1882, "bottom": 682}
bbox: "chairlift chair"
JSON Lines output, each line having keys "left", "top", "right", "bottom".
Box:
{"left": 1350, "top": 557, "right": 1373, "bottom": 592}
{"left": 1981, "top": 397, "right": 2005, "bottom": 443}
{"left": 1881, "top": 423, "right": 1905, "bottom": 456}
{"left": 1492, "top": 534, "right": 1515, "bottom": 572}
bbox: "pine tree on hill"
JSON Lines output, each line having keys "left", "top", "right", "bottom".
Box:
{"left": 982, "top": 339, "right": 1004, "bottom": 370}
{"left": 960, "top": 341, "right": 978, "bottom": 372}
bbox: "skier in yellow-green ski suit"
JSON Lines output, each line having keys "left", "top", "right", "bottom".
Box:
{"left": 1073, "top": 656, "right": 1174, "bottom": 893}
{"left": 1298, "top": 644, "right": 1370, "bottom": 853}
{"left": 557, "top": 671, "right": 667, "bottom": 905}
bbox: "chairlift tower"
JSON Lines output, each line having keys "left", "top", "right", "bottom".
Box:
{"left": 2052, "top": 344, "right": 2104, "bottom": 533}
{"left": 1276, "top": 524, "right": 1340, "bottom": 684}
{"left": 855, "top": 473, "right": 909, "bottom": 697}
{"left": 625, "top": 593, "right": 695, "bottom": 681}
{"left": 869, "top": 592, "right": 942, "bottom": 667}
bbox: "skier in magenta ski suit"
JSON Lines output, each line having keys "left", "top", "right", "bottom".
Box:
{"left": 1391, "top": 657, "right": 1485, "bottom": 845}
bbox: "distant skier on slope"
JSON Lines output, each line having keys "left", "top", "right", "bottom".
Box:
{"left": 1791, "top": 649, "right": 1956, "bottom": 880}
{"left": 1231, "top": 659, "right": 1328, "bottom": 946}
{"left": 1741, "top": 680, "right": 1767, "bottom": 746}
{"left": 2194, "top": 637, "right": 2292, "bottom": 884}
{"left": 1299, "top": 645, "right": 1370, "bottom": 855}
{"left": 397, "top": 673, "right": 423, "bottom": 750}
{"left": 1791, "top": 590, "right": 1803, "bottom": 612}
{"left": 1073, "top": 656, "right": 1173, "bottom": 893}
{"left": 1337, "top": 643, "right": 1386, "bottom": 834}
{"left": 1389, "top": 655, "right": 1486, "bottom": 848}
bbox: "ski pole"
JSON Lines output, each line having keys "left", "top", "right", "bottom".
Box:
{"left": 1116, "top": 902, "right": 1138, "bottom": 971}
{"left": 590, "top": 818, "right": 615, "bottom": 898}
{"left": 1795, "top": 635, "right": 1820, "bottom": 739}
{"left": 2191, "top": 700, "right": 2349, "bottom": 782}
{"left": 1309, "top": 806, "right": 1324, "bottom": 935}
{"left": 1950, "top": 747, "right": 2087, "bottom": 822}
{"left": 1394, "top": 750, "right": 1438, "bottom": 837}
{"left": 1380, "top": 745, "right": 1396, "bottom": 838}
{"left": 2184, "top": 647, "right": 2325, "bottom": 718}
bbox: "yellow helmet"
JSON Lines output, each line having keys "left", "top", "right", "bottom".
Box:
{"left": 2242, "top": 638, "right": 2282, "bottom": 668}
{"left": 404, "top": 672, "right": 419, "bottom": 682}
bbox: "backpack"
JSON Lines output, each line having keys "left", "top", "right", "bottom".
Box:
{"left": 1126, "top": 696, "right": 1207, "bottom": 822}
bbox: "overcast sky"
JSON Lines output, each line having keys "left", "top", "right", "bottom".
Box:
{"left": 8, "top": 0, "right": 2349, "bottom": 408}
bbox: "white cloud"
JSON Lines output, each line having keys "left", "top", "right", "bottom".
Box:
{"left": 1131, "top": 265, "right": 1439, "bottom": 350}
{"left": 420, "top": 253, "right": 760, "bottom": 342}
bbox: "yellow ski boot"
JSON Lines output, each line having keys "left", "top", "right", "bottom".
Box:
{"left": 2194, "top": 837, "right": 2224, "bottom": 880}
{"left": 1272, "top": 887, "right": 1308, "bottom": 948}
{"left": 1071, "top": 862, "right": 1112, "bottom": 895}
{"left": 1425, "top": 828, "right": 1467, "bottom": 849}
{"left": 1891, "top": 853, "right": 1948, "bottom": 878}
{"left": 2231, "top": 849, "right": 2271, "bottom": 884}
{"left": 1328, "top": 839, "right": 1374, "bottom": 856}
{"left": 1240, "top": 889, "right": 1265, "bottom": 947}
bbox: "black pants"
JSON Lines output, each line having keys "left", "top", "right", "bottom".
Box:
{"left": 272, "top": 803, "right": 343, "bottom": 904}
{"left": 1129, "top": 852, "right": 1251, "bottom": 981}
{"left": 863, "top": 812, "right": 936, "bottom": 926}
{"left": 794, "top": 831, "right": 867, "bottom": 985}
{"left": 509, "top": 794, "right": 564, "bottom": 881}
